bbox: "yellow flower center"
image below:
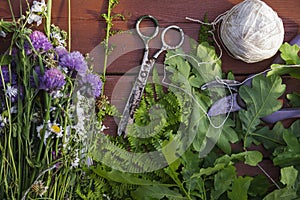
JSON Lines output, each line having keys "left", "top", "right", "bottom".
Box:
{"left": 51, "top": 125, "right": 61, "bottom": 133}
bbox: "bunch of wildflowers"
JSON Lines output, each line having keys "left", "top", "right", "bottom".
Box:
{"left": 0, "top": 0, "right": 105, "bottom": 199}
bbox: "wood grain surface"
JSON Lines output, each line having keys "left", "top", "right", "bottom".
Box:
{"left": 1, "top": 0, "right": 300, "bottom": 183}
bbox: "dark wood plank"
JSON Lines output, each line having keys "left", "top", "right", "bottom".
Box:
{"left": 1, "top": 0, "right": 299, "bottom": 75}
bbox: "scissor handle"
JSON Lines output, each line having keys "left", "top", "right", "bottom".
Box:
{"left": 161, "top": 25, "right": 184, "bottom": 50}
{"left": 136, "top": 15, "right": 159, "bottom": 44}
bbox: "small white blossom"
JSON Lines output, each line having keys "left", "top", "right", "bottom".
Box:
{"left": 5, "top": 85, "right": 18, "bottom": 99}
{"left": 10, "top": 106, "right": 17, "bottom": 114}
{"left": 51, "top": 90, "right": 64, "bottom": 99}
{"left": 101, "top": 124, "right": 108, "bottom": 132}
{"left": 0, "top": 115, "right": 7, "bottom": 128}
{"left": 71, "top": 150, "right": 80, "bottom": 168}
{"left": 0, "top": 30, "right": 6, "bottom": 38}
{"left": 58, "top": 65, "right": 69, "bottom": 74}
{"left": 36, "top": 123, "right": 51, "bottom": 145}
{"left": 50, "top": 32, "right": 66, "bottom": 46}
{"left": 28, "top": 0, "right": 47, "bottom": 26}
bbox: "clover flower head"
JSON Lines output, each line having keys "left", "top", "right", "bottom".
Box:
{"left": 78, "top": 73, "right": 102, "bottom": 97}
{"left": 55, "top": 46, "right": 68, "bottom": 59}
{"left": 59, "top": 51, "right": 88, "bottom": 75}
{"left": 40, "top": 68, "right": 65, "bottom": 92}
{"left": 29, "top": 31, "right": 53, "bottom": 52}
{"left": 28, "top": 0, "right": 47, "bottom": 26}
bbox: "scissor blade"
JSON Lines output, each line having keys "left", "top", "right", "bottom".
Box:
{"left": 208, "top": 93, "right": 243, "bottom": 117}
{"left": 261, "top": 108, "right": 300, "bottom": 124}
{"left": 117, "top": 61, "right": 155, "bottom": 136}
{"left": 117, "top": 88, "right": 136, "bottom": 136}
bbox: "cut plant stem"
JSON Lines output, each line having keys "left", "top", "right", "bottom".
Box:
{"left": 102, "top": 0, "right": 119, "bottom": 92}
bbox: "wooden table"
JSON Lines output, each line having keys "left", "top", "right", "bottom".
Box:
{"left": 1, "top": 0, "right": 300, "bottom": 182}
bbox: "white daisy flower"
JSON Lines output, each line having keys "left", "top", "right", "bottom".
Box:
{"left": 49, "top": 122, "right": 63, "bottom": 138}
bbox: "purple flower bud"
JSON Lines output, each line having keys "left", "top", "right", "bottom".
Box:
{"left": 40, "top": 68, "right": 65, "bottom": 92}
{"left": 29, "top": 31, "right": 53, "bottom": 52}
{"left": 59, "top": 51, "right": 88, "bottom": 75}
{"left": 0, "top": 66, "right": 17, "bottom": 87}
{"left": 78, "top": 73, "right": 102, "bottom": 97}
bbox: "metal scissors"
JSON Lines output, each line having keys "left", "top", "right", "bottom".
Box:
{"left": 204, "top": 76, "right": 300, "bottom": 123}
{"left": 117, "top": 15, "right": 184, "bottom": 136}
{"left": 205, "top": 33, "right": 300, "bottom": 123}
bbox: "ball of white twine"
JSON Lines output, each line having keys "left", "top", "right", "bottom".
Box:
{"left": 220, "top": 0, "right": 284, "bottom": 63}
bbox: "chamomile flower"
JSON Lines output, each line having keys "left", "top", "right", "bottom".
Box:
{"left": 37, "top": 121, "right": 63, "bottom": 145}
{"left": 50, "top": 123, "right": 63, "bottom": 138}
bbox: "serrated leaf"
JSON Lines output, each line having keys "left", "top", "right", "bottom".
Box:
{"left": 263, "top": 187, "right": 298, "bottom": 200}
{"left": 273, "top": 130, "right": 300, "bottom": 167}
{"left": 239, "top": 75, "right": 286, "bottom": 144}
{"left": 280, "top": 166, "right": 298, "bottom": 187}
{"left": 244, "top": 151, "right": 263, "bottom": 166}
{"left": 253, "top": 122, "right": 285, "bottom": 151}
{"left": 188, "top": 75, "right": 202, "bottom": 88}
{"left": 227, "top": 176, "right": 253, "bottom": 200}
{"left": 290, "top": 119, "right": 300, "bottom": 137}
{"left": 217, "top": 119, "right": 239, "bottom": 154}
{"left": 196, "top": 163, "right": 226, "bottom": 177}
{"left": 279, "top": 43, "right": 300, "bottom": 64}
{"left": 131, "top": 185, "right": 185, "bottom": 200}
{"left": 248, "top": 175, "right": 270, "bottom": 196}
{"left": 268, "top": 63, "right": 300, "bottom": 80}
{"left": 211, "top": 166, "right": 236, "bottom": 199}
{"left": 267, "top": 43, "right": 300, "bottom": 79}
{"left": 287, "top": 92, "right": 300, "bottom": 107}
{"left": 283, "top": 131, "right": 300, "bottom": 153}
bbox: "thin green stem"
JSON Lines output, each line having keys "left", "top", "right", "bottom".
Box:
{"left": 7, "top": 0, "right": 15, "bottom": 22}
{"left": 46, "top": 0, "right": 52, "bottom": 37}
{"left": 68, "top": 0, "right": 71, "bottom": 51}
{"left": 102, "top": 0, "right": 114, "bottom": 92}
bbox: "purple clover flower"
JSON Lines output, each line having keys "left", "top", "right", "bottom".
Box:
{"left": 59, "top": 51, "right": 88, "bottom": 75}
{"left": 29, "top": 31, "right": 53, "bottom": 52}
{"left": 78, "top": 73, "right": 102, "bottom": 97}
{"left": 55, "top": 46, "right": 68, "bottom": 59}
{"left": 0, "top": 66, "right": 17, "bottom": 87}
{"left": 40, "top": 68, "right": 65, "bottom": 92}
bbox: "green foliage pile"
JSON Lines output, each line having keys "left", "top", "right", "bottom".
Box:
{"left": 77, "top": 26, "right": 300, "bottom": 200}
